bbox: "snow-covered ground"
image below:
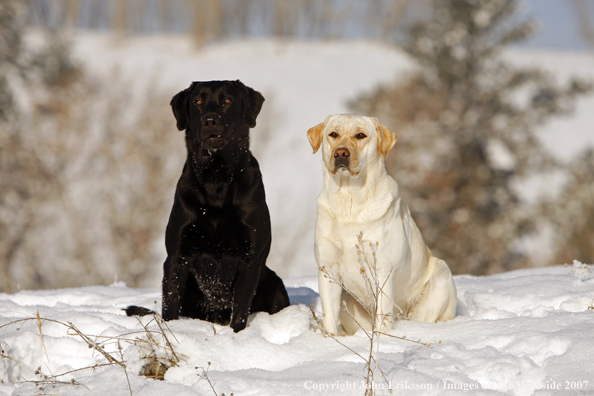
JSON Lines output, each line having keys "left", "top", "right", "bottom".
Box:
{"left": 2, "top": 35, "right": 594, "bottom": 394}
{"left": 2, "top": 262, "right": 594, "bottom": 395}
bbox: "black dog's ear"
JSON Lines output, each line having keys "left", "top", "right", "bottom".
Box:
{"left": 170, "top": 82, "right": 198, "bottom": 131}
{"left": 232, "top": 80, "right": 264, "bottom": 128}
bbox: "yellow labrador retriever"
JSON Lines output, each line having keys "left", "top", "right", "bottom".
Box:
{"left": 308, "top": 114, "right": 457, "bottom": 335}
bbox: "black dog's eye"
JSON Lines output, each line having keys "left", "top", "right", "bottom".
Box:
{"left": 196, "top": 99, "right": 203, "bottom": 106}
{"left": 329, "top": 132, "right": 338, "bottom": 138}
{"left": 224, "top": 98, "right": 232, "bottom": 105}
{"left": 356, "top": 133, "right": 367, "bottom": 139}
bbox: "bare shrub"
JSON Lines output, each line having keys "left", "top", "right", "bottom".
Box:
{"left": 0, "top": 0, "right": 85, "bottom": 291}
{"left": 90, "top": 76, "right": 185, "bottom": 287}
{"left": 0, "top": 0, "right": 184, "bottom": 290}
{"left": 12, "top": 72, "right": 184, "bottom": 290}
{"left": 544, "top": 149, "right": 594, "bottom": 265}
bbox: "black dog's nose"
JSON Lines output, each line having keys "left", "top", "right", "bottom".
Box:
{"left": 202, "top": 114, "right": 220, "bottom": 128}
{"left": 334, "top": 148, "right": 350, "bottom": 158}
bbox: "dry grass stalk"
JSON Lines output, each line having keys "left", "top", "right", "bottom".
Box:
{"left": 196, "top": 362, "right": 219, "bottom": 396}
{"left": 0, "top": 311, "right": 187, "bottom": 393}
{"left": 133, "top": 313, "right": 184, "bottom": 381}
{"left": 36, "top": 311, "right": 50, "bottom": 363}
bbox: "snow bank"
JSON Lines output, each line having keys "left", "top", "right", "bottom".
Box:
{"left": 2, "top": 263, "right": 594, "bottom": 395}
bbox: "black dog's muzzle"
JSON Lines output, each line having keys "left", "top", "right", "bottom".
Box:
{"left": 200, "top": 113, "right": 227, "bottom": 150}
{"left": 201, "top": 113, "right": 222, "bottom": 129}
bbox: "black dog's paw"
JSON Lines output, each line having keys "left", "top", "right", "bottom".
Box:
{"left": 123, "top": 305, "right": 155, "bottom": 317}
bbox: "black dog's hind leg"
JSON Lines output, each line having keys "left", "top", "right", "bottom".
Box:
{"left": 251, "top": 266, "right": 290, "bottom": 314}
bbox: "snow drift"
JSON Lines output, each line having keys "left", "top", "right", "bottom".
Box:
{"left": 2, "top": 262, "right": 594, "bottom": 395}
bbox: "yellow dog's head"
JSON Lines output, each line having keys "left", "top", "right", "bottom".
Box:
{"left": 307, "top": 114, "right": 397, "bottom": 177}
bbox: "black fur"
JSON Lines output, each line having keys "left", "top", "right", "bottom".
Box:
{"left": 126, "top": 80, "right": 289, "bottom": 332}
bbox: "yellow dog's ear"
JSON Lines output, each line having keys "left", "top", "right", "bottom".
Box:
{"left": 372, "top": 118, "right": 397, "bottom": 158}
{"left": 307, "top": 120, "right": 327, "bottom": 154}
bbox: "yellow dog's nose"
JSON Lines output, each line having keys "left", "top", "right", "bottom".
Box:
{"left": 334, "top": 147, "right": 350, "bottom": 159}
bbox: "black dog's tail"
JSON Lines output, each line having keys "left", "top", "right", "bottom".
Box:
{"left": 123, "top": 305, "right": 155, "bottom": 317}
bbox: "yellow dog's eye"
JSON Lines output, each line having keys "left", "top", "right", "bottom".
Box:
{"left": 329, "top": 132, "right": 338, "bottom": 138}
{"left": 356, "top": 133, "right": 367, "bottom": 139}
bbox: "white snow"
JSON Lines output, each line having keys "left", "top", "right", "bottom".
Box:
{"left": 2, "top": 263, "right": 594, "bottom": 395}
{"left": 2, "top": 34, "right": 594, "bottom": 395}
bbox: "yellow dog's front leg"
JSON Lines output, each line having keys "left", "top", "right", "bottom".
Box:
{"left": 318, "top": 269, "right": 343, "bottom": 336}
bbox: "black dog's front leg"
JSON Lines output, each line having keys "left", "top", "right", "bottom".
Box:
{"left": 230, "top": 262, "right": 262, "bottom": 332}
{"left": 162, "top": 256, "right": 190, "bottom": 321}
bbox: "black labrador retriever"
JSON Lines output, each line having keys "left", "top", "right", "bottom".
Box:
{"left": 126, "top": 80, "right": 289, "bottom": 332}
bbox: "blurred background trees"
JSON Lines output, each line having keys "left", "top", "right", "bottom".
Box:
{"left": 544, "top": 148, "right": 594, "bottom": 266}
{"left": 1, "top": 0, "right": 593, "bottom": 291}
{"left": 0, "top": 0, "right": 82, "bottom": 290}
{"left": 351, "top": 0, "right": 592, "bottom": 274}
{"left": 0, "top": 0, "right": 184, "bottom": 291}
{"left": 25, "top": 0, "right": 415, "bottom": 44}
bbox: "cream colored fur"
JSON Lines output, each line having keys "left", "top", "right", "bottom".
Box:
{"left": 308, "top": 114, "right": 457, "bottom": 335}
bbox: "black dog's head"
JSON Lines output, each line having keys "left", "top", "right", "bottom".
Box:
{"left": 170, "top": 80, "right": 264, "bottom": 152}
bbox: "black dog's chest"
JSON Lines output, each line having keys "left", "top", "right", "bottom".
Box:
{"left": 195, "top": 204, "right": 241, "bottom": 234}
{"left": 197, "top": 167, "right": 234, "bottom": 203}
{"left": 192, "top": 153, "right": 251, "bottom": 205}
{"left": 194, "top": 173, "right": 245, "bottom": 227}
{"left": 173, "top": 156, "right": 259, "bottom": 258}
{"left": 181, "top": 179, "right": 255, "bottom": 260}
